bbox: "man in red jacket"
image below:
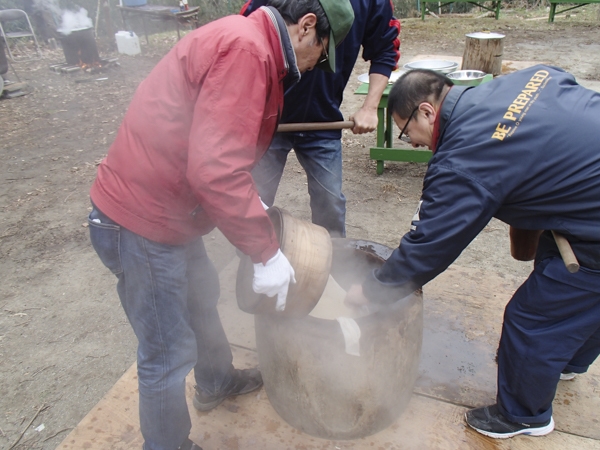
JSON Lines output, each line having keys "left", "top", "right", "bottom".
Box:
{"left": 87, "top": 1, "right": 353, "bottom": 449}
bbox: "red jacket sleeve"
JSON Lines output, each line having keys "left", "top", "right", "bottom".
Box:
{"left": 185, "top": 46, "right": 280, "bottom": 263}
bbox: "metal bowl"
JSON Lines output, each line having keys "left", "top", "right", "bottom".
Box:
{"left": 446, "top": 70, "right": 487, "bottom": 86}
{"left": 403, "top": 59, "right": 459, "bottom": 74}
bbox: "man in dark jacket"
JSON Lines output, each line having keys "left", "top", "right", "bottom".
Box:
{"left": 242, "top": 0, "right": 400, "bottom": 237}
{"left": 349, "top": 66, "right": 600, "bottom": 439}
{"left": 88, "top": 1, "right": 354, "bottom": 449}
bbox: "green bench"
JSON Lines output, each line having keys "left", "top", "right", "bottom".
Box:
{"left": 355, "top": 83, "right": 433, "bottom": 175}
{"left": 421, "top": 0, "right": 502, "bottom": 20}
{"left": 548, "top": 0, "right": 599, "bottom": 22}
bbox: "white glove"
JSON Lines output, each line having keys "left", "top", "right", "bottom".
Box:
{"left": 252, "top": 249, "right": 296, "bottom": 311}
{"left": 259, "top": 197, "right": 269, "bottom": 210}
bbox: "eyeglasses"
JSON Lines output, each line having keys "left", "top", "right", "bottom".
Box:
{"left": 317, "top": 35, "right": 329, "bottom": 65}
{"left": 398, "top": 105, "right": 419, "bottom": 143}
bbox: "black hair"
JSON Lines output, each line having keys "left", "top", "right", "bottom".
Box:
{"left": 388, "top": 69, "right": 454, "bottom": 119}
{"left": 268, "top": 0, "right": 330, "bottom": 39}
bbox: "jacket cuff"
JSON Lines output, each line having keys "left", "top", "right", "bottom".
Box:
{"left": 362, "top": 268, "right": 418, "bottom": 305}
{"left": 250, "top": 240, "right": 280, "bottom": 265}
{"left": 369, "top": 63, "right": 394, "bottom": 78}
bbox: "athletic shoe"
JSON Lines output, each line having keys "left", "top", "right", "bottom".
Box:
{"left": 177, "top": 438, "right": 202, "bottom": 450}
{"left": 465, "top": 404, "right": 554, "bottom": 439}
{"left": 193, "top": 368, "right": 263, "bottom": 412}
{"left": 560, "top": 370, "right": 576, "bottom": 381}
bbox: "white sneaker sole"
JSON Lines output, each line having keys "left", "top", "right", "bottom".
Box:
{"left": 560, "top": 372, "right": 576, "bottom": 381}
{"left": 466, "top": 415, "right": 555, "bottom": 439}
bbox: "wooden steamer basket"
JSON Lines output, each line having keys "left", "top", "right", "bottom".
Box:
{"left": 236, "top": 207, "right": 332, "bottom": 317}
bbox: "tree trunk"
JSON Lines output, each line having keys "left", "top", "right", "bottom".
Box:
{"left": 461, "top": 32, "right": 505, "bottom": 75}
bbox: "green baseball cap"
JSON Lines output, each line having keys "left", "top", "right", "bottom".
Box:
{"left": 317, "top": 0, "right": 354, "bottom": 73}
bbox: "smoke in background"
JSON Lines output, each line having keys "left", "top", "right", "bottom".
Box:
{"left": 30, "top": 0, "right": 92, "bottom": 34}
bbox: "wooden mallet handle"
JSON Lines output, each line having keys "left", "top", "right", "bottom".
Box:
{"left": 552, "top": 231, "right": 580, "bottom": 273}
{"left": 277, "top": 121, "right": 355, "bottom": 133}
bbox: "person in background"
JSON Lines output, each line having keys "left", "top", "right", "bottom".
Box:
{"left": 347, "top": 66, "right": 600, "bottom": 439}
{"left": 21, "top": 0, "right": 59, "bottom": 43}
{"left": 242, "top": 0, "right": 400, "bottom": 237}
{"left": 87, "top": 1, "right": 354, "bottom": 449}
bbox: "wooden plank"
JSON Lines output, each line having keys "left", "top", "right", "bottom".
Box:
{"left": 423, "top": 265, "right": 600, "bottom": 439}
{"left": 57, "top": 262, "right": 600, "bottom": 448}
{"left": 56, "top": 362, "right": 143, "bottom": 449}
{"left": 57, "top": 352, "right": 600, "bottom": 449}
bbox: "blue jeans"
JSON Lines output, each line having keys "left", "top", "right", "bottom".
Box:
{"left": 88, "top": 206, "right": 234, "bottom": 450}
{"left": 497, "top": 256, "right": 600, "bottom": 424}
{"left": 252, "top": 133, "right": 346, "bottom": 237}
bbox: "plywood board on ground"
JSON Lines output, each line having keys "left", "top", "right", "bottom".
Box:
{"left": 422, "top": 265, "right": 600, "bottom": 440}
{"left": 58, "top": 261, "right": 600, "bottom": 448}
{"left": 57, "top": 346, "right": 600, "bottom": 450}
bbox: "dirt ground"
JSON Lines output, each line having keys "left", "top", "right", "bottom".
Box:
{"left": 1, "top": 8, "right": 599, "bottom": 449}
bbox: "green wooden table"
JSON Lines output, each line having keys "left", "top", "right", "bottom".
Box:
{"left": 355, "top": 83, "right": 432, "bottom": 175}
{"left": 420, "top": 0, "right": 502, "bottom": 19}
{"left": 547, "top": 0, "right": 599, "bottom": 21}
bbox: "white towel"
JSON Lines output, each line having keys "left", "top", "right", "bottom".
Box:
{"left": 336, "top": 317, "right": 361, "bottom": 356}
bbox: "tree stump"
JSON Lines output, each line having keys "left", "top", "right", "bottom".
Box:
{"left": 461, "top": 32, "right": 505, "bottom": 76}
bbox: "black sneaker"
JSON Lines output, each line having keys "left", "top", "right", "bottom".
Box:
{"left": 560, "top": 370, "right": 576, "bottom": 381}
{"left": 177, "top": 438, "right": 203, "bottom": 450}
{"left": 465, "top": 404, "right": 554, "bottom": 439}
{"left": 193, "top": 368, "right": 263, "bottom": 412}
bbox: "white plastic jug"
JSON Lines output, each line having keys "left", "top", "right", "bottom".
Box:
{"left": 115, "top": 31, "right": 141, "bottom": 56}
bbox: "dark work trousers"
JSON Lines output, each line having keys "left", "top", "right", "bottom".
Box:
{"left": 497, "top": 255, "right": 600, "bottom": 424}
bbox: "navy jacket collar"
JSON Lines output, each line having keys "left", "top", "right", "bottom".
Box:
{"left": 437, "top": 85, "right": 470, "bottom": 145}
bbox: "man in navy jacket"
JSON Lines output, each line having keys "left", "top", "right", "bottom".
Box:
{"left": 351, "top": 66, "right": 600, "bottom": 439}
{"left": 242, "top": 0, "right": 400, "bottom": 237}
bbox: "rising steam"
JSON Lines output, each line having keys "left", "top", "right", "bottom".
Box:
{"left": 32, "top": 0, "right": 92, "bottom": 34}
{"left": 58, "top": 8, "right": 93, "bottom": 34}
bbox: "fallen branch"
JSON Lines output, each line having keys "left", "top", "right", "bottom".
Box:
{"left": 8, "top": 404, "right": 50, "bottom": 450}
{"left": 32, "top": 365, "right": 55, "bottom": 378}
{"left": 4, "top": 177, "right": 34, "bottom": 181}
{"left": 63, "top": 191, "right": 76, "bottom": 203}
{"left": 43, "top": 428, "right": 72, "bottom": 442}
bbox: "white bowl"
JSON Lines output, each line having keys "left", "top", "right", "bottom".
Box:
{"left": 403, "top": 59, "right": 459, "bottom": 74}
